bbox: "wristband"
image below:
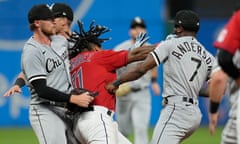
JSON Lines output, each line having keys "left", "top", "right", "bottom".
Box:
{"left": 151, "top": 77, "right": 157, "bottom": 83}
{"left": 113, "top": 79, "right": 122, "bottom": 88}
{"left": 14, "top": 78, "right": 25, "bottom": 87}
{"left": 209, "top": 100, "right": 220, "bottom": 114}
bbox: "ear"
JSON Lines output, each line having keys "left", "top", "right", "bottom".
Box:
{"left": 33, "top": 20, "right": 40, "bottom": 28}
{"left": 175, "top": 26, "right": 183, "bottom": 34}
{"left": 92, "top": 44, "right": 101, "bottom": 51}
{"left": 94, "top": 46, "right": 101, "bottom": 51}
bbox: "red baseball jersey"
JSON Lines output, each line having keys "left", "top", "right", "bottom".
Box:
{"left": 70, "top": 50, "right": 128, "bottom": 111}
{"left": 214, "top": 10, "right": 240, "bottom": 54}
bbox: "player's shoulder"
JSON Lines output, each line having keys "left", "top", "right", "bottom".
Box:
{"left": 94, "top": 49, "right": 128, "bottom": 60}
{"left": 99, "top": 49, "right": 127, "bottom": 55}
{"left": 23, "top": 37, "right": 40, "bottom": 51}
{"left": 50, "top": 35, "right": 66, "bottom": 41}
{"left": 165, "top": 34, "right": 177, "bottom": 41}
{"left": 232, "top": 10, "right": 240, "bottom": 21}
{"left": 157, "top": 36, "right": 176, "bottom": 47}
{"left": 23, "top": 37, "right": 50, "bottom": 56}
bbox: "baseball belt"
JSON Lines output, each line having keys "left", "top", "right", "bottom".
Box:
{"left": 90, "top": 105, "right": 113, "bottom": 117}
{"left": 163, "top": 96, "right": 198, "bottom": 105}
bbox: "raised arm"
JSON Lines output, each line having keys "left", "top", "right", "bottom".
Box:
{"left": 106, "top": 54, "right": 157, "bottom": 93}
{"left": 127, "top": 45, "right": 156, "bottom": 63}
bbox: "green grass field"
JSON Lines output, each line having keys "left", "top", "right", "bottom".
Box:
{"left": 0, "top": 126, "right": 222, "bottom": 144}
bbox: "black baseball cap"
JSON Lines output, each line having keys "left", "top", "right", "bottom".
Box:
{"left": 130, "top": 16, "right": 146, "bottom": 29}
{"left": 174, "top": 10, "right": 200, "bottom": 32}
{"left": 28, "top": 4, "right": 53, "bottom": 24}
{"left": 51, "top": 3, "right": 73, "bottom": 21}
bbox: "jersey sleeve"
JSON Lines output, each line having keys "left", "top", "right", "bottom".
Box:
{"left": 150, "top": 40, "right": 171, "bottom": 66}
{"left": 94, "top": 50, "right": 128, "bottom": 71}
{"left": 214, "top": 11, "right": 240, "bottom": 54}
{"left": 21, "top": 43, "right": 46, "bottom": 83}
{"left": 206, "top": 52, "right": 217, "bottom": 80}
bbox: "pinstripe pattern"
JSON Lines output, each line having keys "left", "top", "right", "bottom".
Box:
{"left": 100, "top": 114, "right": 109, "bottom": 144}
{"left": 156, "top": 104, "right": 176, "bottom": 144}
{"left": 33, "top": 107, "right": 48, "bottom": 144}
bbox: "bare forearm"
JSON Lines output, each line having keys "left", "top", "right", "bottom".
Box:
{"left": 109, "top": 54, "right": 157, "bottom": 93}
{"left": 118, "top": 64, "right": 146, "bottom": 85}
{"left": 209, "top": 70, "right": 227, "bottom": 102}
{"left": 128, "top": 45, "right": 155, "bottom": 63}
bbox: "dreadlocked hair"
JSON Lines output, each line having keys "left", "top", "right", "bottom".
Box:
{"left": 68, "top": 20, "right": 111, "bottom": 59}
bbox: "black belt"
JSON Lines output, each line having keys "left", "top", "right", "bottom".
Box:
{"left": 131, "top": 86, "right": 148, "bottom": 92}
{"left": 106, "top": 110, "right": 112, "bottom": 116}
{"left": 164, "top": 96, "right": 195, "bottom": 105}
{"left": 182, "top": 97, "right": 194, "bottom": 104}
{"left": 91, "top": 106, "right": 113, "bottom": 116}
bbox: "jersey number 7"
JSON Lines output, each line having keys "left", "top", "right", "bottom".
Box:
{"left": 189, "top": 57, "right": 202, "bottom": 82}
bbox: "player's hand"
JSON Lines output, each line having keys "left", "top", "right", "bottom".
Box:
{"left": 105, "top": 83, "right": 118, "bottom": 94}
{"left": 3, "top": 85, "right": 22, "bottom": 97}
{"left": 133, "top": 32, "right": 150, "bottom": 48}
{"left": 70, "top": 92, "right": 94, "bottom": 107}
{"left": 208, "top": 112, "right": 219, "bottom": 135}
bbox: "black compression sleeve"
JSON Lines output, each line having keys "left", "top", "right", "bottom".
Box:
{"left": 31, "top": 79, "right": 71, "bottom": 102}
{"left": 218, "top": 49, "right": 240, "bottom": 79}
{"left": 209, "top": 100, "right": 220, "bottom": 114}
{"left": 14, "top": 77, "right": 25, "bottom": 87}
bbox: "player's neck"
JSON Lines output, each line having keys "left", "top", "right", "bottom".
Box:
{"left": 179, "top": 32, "right": 196, "bottom": 38}
{"left": 33, "top": 31, "right": 51, "bottom": 46}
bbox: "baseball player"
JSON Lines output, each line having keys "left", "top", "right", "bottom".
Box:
{"left": 213, "top": 7, "right": 240, "bottom": 85}
{"left": 68, "top": 20, "right": 156, "bottom": 144}
{"left": 114, "top": 16, "right": 160, "bottom": 144}
{"left": 209, "top": 5, "right": 240, "bottom": 143}
{"left": 209, "top": 57, "right": 239, "bottom": 144}
{"left": 20, "top": 4, "right": 93, "bottom": 144}
{"left": 105, "top": 10, "right": 215, "bottom": 144}
{"left": 3, "top": 3, "right": 74, "bottom": 97}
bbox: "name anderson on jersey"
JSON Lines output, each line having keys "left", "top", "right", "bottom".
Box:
{"left": 172, "top": 41, "right": 212, "bottom": 65}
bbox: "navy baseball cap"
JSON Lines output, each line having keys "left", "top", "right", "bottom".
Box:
{"left": 130, "top": 16, "right": 146, "bottom": 29}
{"left": 28, "top": 4, "right": 53, "bottom": 24}
{"left": 174, "top": 10, "right": 200, "bottom": 32}
{"left": 51, "top": 3, "right": 73, "bottom": 21}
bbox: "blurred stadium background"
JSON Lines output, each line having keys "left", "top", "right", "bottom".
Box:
{"left": 0, "top": 0, "right": 237, "bottom": 143}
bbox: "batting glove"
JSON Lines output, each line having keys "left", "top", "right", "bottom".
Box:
{"left": 133, "top": 32, "right": 150, "bottom": 49}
